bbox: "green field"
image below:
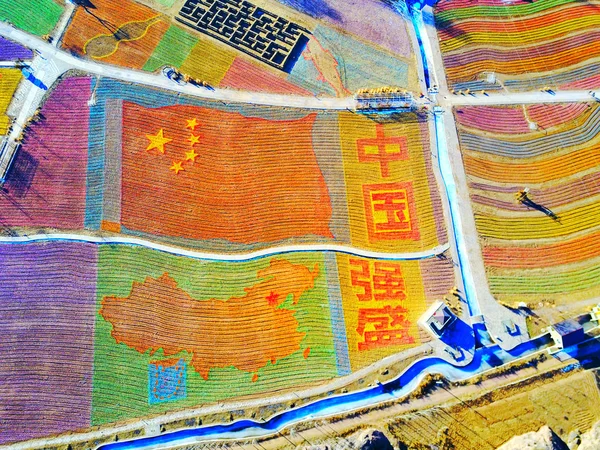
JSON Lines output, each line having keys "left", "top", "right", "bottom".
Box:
{"left": 0, "top": 0, "right": 63, "bottom": 36}
{"left": 92, "top": 245, "right": 337, "bottom": 425}
{"left": 142, "top": 25, "right": 198, "bottom": 73}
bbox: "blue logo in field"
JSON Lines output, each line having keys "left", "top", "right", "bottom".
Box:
{"left": 148, "top": 358, "right": 186, "bottom": 404}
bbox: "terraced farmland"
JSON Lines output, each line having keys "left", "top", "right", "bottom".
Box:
{"left": 435, "top": 0, "right": 600, "bottom": 91}
{"left": 456, "top": 102, "right": 600, "bottom": 305}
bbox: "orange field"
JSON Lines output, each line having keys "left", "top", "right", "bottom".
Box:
{"left": 62, "top": 0, "right": 169, "bottom": 70}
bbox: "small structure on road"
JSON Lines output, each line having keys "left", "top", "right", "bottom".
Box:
{"left": 590, "top": 304, "right": 600, "bottom": 323}
{"left": 544, "top": 319, "right": 585, "bottom": 353}
{"left": 418, "top": 300, "right": 457, "bottom": 338}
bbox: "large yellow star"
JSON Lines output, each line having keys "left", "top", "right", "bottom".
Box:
{"left": 146, "top": 129, "right": 172, "bottom": 153}
{"left": 170, "top": 161, "right": 184, "bottom": 174}
{"left": 186, "top": 118, "right": 199, "bottom": 131}
{"left": 185, "top": 149, "right": 199, "bottom": 162}
{"left": 188, "top": 134, "right": 201, "bottom": 146}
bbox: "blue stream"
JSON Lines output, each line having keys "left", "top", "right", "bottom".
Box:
{"left": 96, "top": 4, "right": 561, "bottom": 449}
{"left": 100, "top": 335, "right": 553, "bottom": 449}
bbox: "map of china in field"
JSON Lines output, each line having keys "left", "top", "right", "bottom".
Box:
{"left": 100, "top": 259, "right": 319, "bottom": 380}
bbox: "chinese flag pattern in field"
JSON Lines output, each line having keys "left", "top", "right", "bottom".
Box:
{"left": 338, "top": 113, "right": 438, "bottom": 252}
{"left": 100, "top": 259, "right": 319, "bottom": 381}
{"left": 337, "top": 254, "right": 428, "bottom": 370}
{"left": 121, "top": 103, "right": 333, "bottom": 244}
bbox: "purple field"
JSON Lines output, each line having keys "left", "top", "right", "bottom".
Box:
{"left": 0, "top": 242, "right": 97, "bottom": 444}
{"left": 0, "top": 36, "right": 32, "bottom": 60}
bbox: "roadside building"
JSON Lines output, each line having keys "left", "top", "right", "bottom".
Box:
{"left": 418, "top": 300, "right": 457, "bottom": 339}
{"left": 544, "top": 319, "right": 585, "bottom": 353}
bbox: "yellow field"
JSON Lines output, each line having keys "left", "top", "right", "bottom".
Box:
{"left": 338, "top": 113, "right": 439, "bottom": 253}
{"left": 0, "top": 69, "right": 21, "bottom": 134}
{"left": 179, "top": 36, "right": 237, "bottom": 85}
{"left": 337, "top": 254, "right": 428, "bottom": 370}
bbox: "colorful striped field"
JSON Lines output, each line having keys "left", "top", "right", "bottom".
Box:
{"left": 0, "top": 68, "right": 21, "bottom": 134}
{"left": 456, "top": 103, "right": 600, "bottom": 304}
{"left": 0, "top": 76, "right": 90, "bottom": 229}
{"left": 0, "top": 240, "right": 455, "bottom": 442}
{"left": 60, "top": 0, "right": 418, "bottom": 96}
{"left": 434, "top": 0, "right": 600, "bottom": 90}
{"left": 0, "top": 0, "right": 63, "bottom": 36}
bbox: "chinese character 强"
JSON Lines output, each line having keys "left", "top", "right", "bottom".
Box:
{"left": 349, "top": 259, "right": 414, "bottom": 351}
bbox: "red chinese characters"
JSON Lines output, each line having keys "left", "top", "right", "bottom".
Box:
{"left": 356, "top": 124, "right": 408, "bottom": 178}
{"left": 363, "top": 182, "right": 420, "bottom": 241}
{"left": 349, "top": 259, "right": 414, "bottom": 351}
{"left": 356, "top": 305, "right": 413, "bottom": 350}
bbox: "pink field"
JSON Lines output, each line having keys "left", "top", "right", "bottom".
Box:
{"left": 0, "top": 77, "right": 90, "bottom": 229}
{"left": 456, "top": 106, "right": 530, "bottom": 134}
{"left": 527, "top": 103, "right": 589, "bottom": 130}
{"left": 220, "top": 58, "right": 312, "bottom": 95}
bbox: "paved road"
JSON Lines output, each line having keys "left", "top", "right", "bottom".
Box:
{"left": 0, "top": 55, "right": 65, "bottom": 180}
{"left": 449, "top": 89, "right": 600, "bottom": 106}
{"left": 417, "top": 5, "right": 529, "bottom": 350}
{"left": 0, "top": 22, "right": 356, "bottom": 111}
{"left": 0, "top": 232, "right": 450, "bottom": 261}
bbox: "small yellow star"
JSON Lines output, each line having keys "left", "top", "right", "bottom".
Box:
{"left": 188, "top": 134, "right": 201, "bottom": 146}
{"left": 170, "top": 161, "right": 184, "bottom": 174}
{"left": 146, "top": 129, "right": 172, "bottom": 153}
{"left": 186, "top": 118, "right": 199, "bottom": 131}
{"left": 185, "top": 149, "right": 198, "bottom": 162}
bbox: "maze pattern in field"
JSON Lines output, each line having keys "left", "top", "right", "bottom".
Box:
{"left": 60, "top": 0, "right": 417, "bottom": 96}
{"left": 456, "top": 102, "right": 600, "bottom": 304}
{"left": 434, "top": 0, "right": 600, "bottom": 91}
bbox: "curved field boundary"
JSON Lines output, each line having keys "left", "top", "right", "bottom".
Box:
{"left": 483, "top": 230, "right": 600, "bottom": 268}
{"left": 560, "top": 73, "right": 600, "bottom": 90}
{"left": 458, "top": 105, "right": 599, "bottom": 157}
{"left": 440, "top": 16, "right": 600, "bottom": 53}
{"left": 463, "top": 144, "right": 600, "bottom": 184}
{"left": 0, "top": 234, "right": 450, "bottom": 262}
{"left": 474, "top": 199, "right": 600, "bottom": 240}
{"left": 444, "top": 34, "right": 600, "bottom": 81}
{"left": 438, "top": 3, "right": 600, "bottom": 40}
{"left": 488, "top": 261, "right": 600, "bottom": 295}
{"left": 528, "top": 103, "right": 590, "bottom": 130}
{"left": 502, "top": 59, "right": 600, "bottom": 91}
{"left": 435, "top": 0, "right": 584, "bottom": 21}
{"left": 443, "top": 28, "right": 600, "bottom": 64}
{"left": 469, "top": 170, "right": 600, "bottom": 211}
{"left": 455, "top": 103, "right": 589, "bottom": 135}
